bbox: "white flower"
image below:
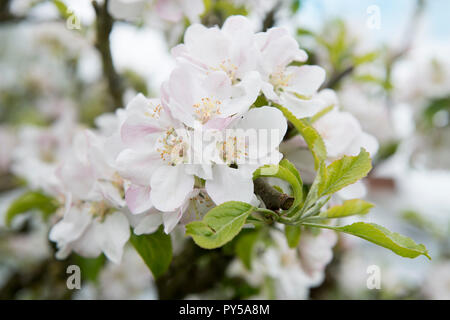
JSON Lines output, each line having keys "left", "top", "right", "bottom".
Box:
{"left": 281, "top": 89, "right": 378, "bottom": 197}
{"left": 282, "top": 89, "right": 378, "bottom": 179}
{"left": 117, "top": 93, "right": 195, "bottom": 213}
{"left": 12, "top": 112, "right": 78, "bottom": 196}
{"left": 228, "top": 228, "right": 336, "bottom": 299}
{"left": 298, "top": 229, "right": 337, "bottom": 285}
{"left": 162, "top": 62, "right": 260, "bottom": 129}
{"left": 205, "top": 106, "right": 287, "bottom": 205}
{"left": 313, "top": 89, "right": 379, "bottom": 160}
{"left": 255, "top": 27, "right": 326, "bottom": 118}
{"left": 50, "top": 116, "right": 131, "bottom": 263}
{"left": 49, "top": 204, "right": 130, "bottom": 263}
{"left": 172, "top": 16, "right": 259, "bottom": 83}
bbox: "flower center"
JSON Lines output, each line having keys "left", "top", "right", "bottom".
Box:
{"left": 270, "top": 69, "right": 292, "bottom": 92}
{"left": 156, "top": 127, "right": 187, "bottom": 165}
{"left": 144, "top": 102, "right": 163, "bottom": 119}
{"left": 211, "top": 59, "right": 238, "bottom": 83}
{"left": 193, "top": 97, "right": 222, "bottom": 124}
{"left": 219, "top": 135, "right": 248, "bottom": 164}
{"left": 89, "top": 201, "right": 114, "bottom": 220}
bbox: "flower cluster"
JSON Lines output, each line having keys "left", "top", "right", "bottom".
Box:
{"left": 5, "top": 16, "right": 380, "bottom": 266}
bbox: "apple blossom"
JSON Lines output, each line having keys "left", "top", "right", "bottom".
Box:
{"left": 11, "top": 111, "right": 78, "bottom": 196}
{"left": 255, "top": 27, "right": 326, "bottom": 118}
{"left": 50, "top": 119, "right": 132, "bottom": 263}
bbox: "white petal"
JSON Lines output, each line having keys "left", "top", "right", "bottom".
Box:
{"left": 134, "top": 212, "right": 163, "bottom": 235}
{"left": 163, "top": 208, "right": 184, "bottom": 234}
{"left": 286, "top": 65, "right": 326, "bottom": 97}
{"left": 125, "top": 184, "right": 153, "bottom": 214}
{"left": 184, "top": 24, "right": 230, "bottom": 68}
{"left": 49, "top": 206, "right": 92, "bottom": 245}
{"left": 235, "top": 106, "right": 287, "bottom": 159}
{"left": 96, "top": 212, "right": 130, "bottom": 263}
{"left": 223, "top": 71, "right": 261, "bottom": 117}
{"left": 71, "top": 224, "right": 103, "bottom": 259}
{"left": 280, "top": 92, "right": 325, "bottom": 119}
{"left": 206, "top": 165, "right": 254, "bottom": 205}
{"left": 350, "top": 132, "right": 379, "bottom": 157}
{"left": 150, "top": 165, "right": 194, "bottom": 212}
{"left": 116, "top": 149, "right": 161, "bottom": 186}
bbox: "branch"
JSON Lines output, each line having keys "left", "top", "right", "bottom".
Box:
{"left": 92, "top": 0, "right": 124, "bottom": 111}
{"left": 323, "top": 65, "right": 354, "bottom": 89}
{"left": 254, "top": 178, "right": 294, "bottom": 211}
{"left": 261, "top": 1, "right": 281, "bottom": 31}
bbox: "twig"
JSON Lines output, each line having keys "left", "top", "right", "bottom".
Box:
{"left": 253, "top": 178, "right": 294, "bottom": 211}
{"left": 262, "top": 1, "right": 281, "bottom": 31}
{"left": 92, "top": 0, "right": 124, "bottom": 111}
{"left": 323, "top": 65, "right": 354, "bottom": 89}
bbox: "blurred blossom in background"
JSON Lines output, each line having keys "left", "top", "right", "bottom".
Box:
{"left": 0, "top": 0, "right": 449, "bottom": 300}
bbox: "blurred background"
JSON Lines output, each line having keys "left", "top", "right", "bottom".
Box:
{"left": 0, "top": 0, "right": 449, "bottom": 299}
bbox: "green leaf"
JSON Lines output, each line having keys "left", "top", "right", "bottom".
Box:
{"left": 52, "top": 0, "right": 71, "bottom": 19}
{"left": 5, "top": 191, "right": 59, "bottom": 227}
{"left": 320, "top": 199, "right": 373, "bottom": 218}
{"left": 280, "top": 158, "right": 302, "bottom": 187}
{"left": 353, "top": 51, "right": 380, "bottom": 66}
{"left": 235, "top": 230, "right": 260, "bottom": 270}
{"left": 129, "top": 226, "right": 172, "bottom": 278}
{"left": 285, "top": 225, "right": 301, "bottom": 248}
{"left": 291, "top": 0, "right": 302, "bottom": 13}
{"left": 275, "top": 104, "right": 327, "bottom": 169}
{"left": 319, "top": 148, "right": 372, "bottom": 196}
{"left": 303, "top": 222, "right": 431, "bottom": 259}
{"left": 186, "top": 201, "right": 254, "bottom": 249}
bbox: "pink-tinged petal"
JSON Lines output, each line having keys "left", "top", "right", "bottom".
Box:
{"left": 202, "top": 71, "right": 232, "bottom": 100}
{"left": 155, "top": 0, "right": 183, "bottom": 22}
{"left": 125, "top": 93, "right": 151, "bottom": 114}
{"left": 116, "top": 149, "right": 161, "bottom": 186}
{"left": 121, "top": 114, "right": 163, "bottom": 146}
{"left": 150, "top": 165, "right": 194, "bottom": 212}
{"left": 206, "top": 165, "right": 254, "bottom": 205}
{"left": 125, "top": 184, "right": 153, "bottom": 214}
{"left": 183, "top": 24, "right": 230, "bottom": 68}
{"left": 261, "top": 33, "right": 307, "bottom": 73}
{"left": 204, "top": 116, "right": 234, "bottom": 131}
{"left": 222, "top": 15, "right": 254, "bottom": 39}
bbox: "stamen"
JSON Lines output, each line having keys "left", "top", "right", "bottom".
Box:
{"left": 193, "top": 97, "right": 222, "bottom": 124}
